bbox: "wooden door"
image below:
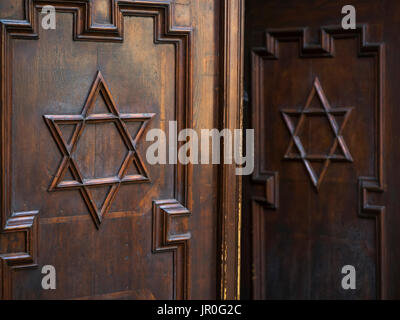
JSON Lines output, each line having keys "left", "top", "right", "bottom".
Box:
{"left": 243, "top": 0, "right": 400, "bottom": 299}
{"left": 0, "top": 0, "right": 241, "bottom": 300}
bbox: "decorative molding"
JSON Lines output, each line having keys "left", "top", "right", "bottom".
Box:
{"left": 152, "top": 199, "right": 191, "bottom": 300}
{"left": 44, "top": 71, "right": 155, "bottom": 228}
{"left": 218, "top": 0, "right": 244, "bottom": 300}
{"left": 281, "top": 77, "right": 354, "bottom": 191}
{"left": 251, "top": 25, "right": 385, "bottom": 299}
{"left": 1, "top": 0, "right": 192, "bottom": 300}
{"left": 0, "top": 211, "right": 39, "bottom": 300}
{"left": 252, "top": 172, "right": 279, "bottom": 209}
{"left": 251, "top": 171, "right": 278, "bottom": 300}
{"left": 358, "top": 177, "right": 386, "bottom": 298}
{"left": 252, "top": 25, "right": 380, "bottom": 59}
{"left": 1, "top": 0, "right": 192, "bottom": 43}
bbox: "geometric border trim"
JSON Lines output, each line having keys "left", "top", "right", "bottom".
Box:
{"left": 0, "top": 211, "right": 38, "bottom": 300}
{"left": 251, "top": 24, "right": 385, "bottom": 299}
{"left": 1, "top": 0, "right": 192, "bottom": 300}
{"left": 152, "top": 199, "right": 191, "bottom": 300}
{"left": 251, "top": 171, "right": 278, "bottom": 299}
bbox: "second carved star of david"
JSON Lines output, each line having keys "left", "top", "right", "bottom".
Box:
{"left": 44, "top": 71, "right": 155, "bottom": 228}
{"left": 280, "top": 77, "right": 354, "bottom": 191}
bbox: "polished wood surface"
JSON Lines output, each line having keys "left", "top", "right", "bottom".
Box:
{"left": 0, "top": 0, "right": 241, "bottom": 300}
{"left": 242, "top": 0, "right": 400, "bottom": 299}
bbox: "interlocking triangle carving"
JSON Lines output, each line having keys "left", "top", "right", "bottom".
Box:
{"left": 44, "top": 71, "right": 155, "bottom": 228}
{"left": 281, "top": 77, "right": 353, "bottom": 191}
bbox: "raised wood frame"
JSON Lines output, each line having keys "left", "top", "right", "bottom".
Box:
{"left": 250, "top": 25, "right": 385, "bottom": 299}
{"left": 218, "top": 0, "right": 244, "bottom": 300}
{"left": 0, "top": 0, "right": 194, "bottom": 300}
{"left": 0, "top": 0, "right": 244, "bottom": 300}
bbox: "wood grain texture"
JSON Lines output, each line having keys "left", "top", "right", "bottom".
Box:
{"left": 0, "top": 211, "right": 38, "bottom": 299}
{"left": 253, "top": 25, "right": 384, "bottom": 299}
{"left": 44, "top": 70, "right": 155, "bottom": 228}
{"left": 152, "top": 199, "right": 191, "bottom": 300}
{"left": 0, "top": 0, "right": 194, "bottom": 300}
{"left": 1, "top": 0, "right": 240, "bottom": 300}
{"left": 280, "top": 77, "right": 354, "bottom": 190}
{"left": 218, "top": 0, "right": 244, "bottom": 300}
{"left": 243, "top": 0, "right": 387, "bottom": 299}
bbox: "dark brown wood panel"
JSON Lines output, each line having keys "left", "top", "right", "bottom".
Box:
{"left": 242, "top": 0, "right": 400, "bottom": 300}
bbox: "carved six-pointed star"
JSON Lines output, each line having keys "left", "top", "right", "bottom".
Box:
{"left": 280, "top": 77, "right": 353, "bottom": 191}
{"left": 44, "top": 71, "right": 155, "bottom": 228}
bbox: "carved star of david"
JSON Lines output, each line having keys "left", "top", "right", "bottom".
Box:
{"left": 44, "top": 71, "right": 155, "bottom": 228}
{"left": 281, "top": 77, "right": 353, "bottom": 191}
